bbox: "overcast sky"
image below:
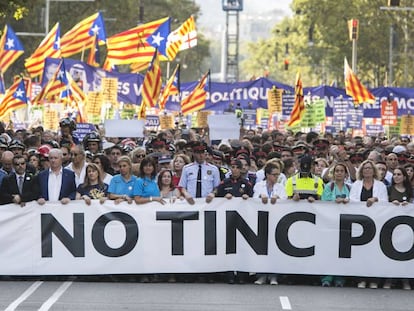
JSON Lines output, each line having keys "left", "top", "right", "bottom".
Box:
{"left": 195, "top": 0, "right": 293, "bottom": 30}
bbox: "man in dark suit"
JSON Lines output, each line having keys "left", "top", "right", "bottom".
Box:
{"left": 37, "top": 148, "right": 77, "bottom": 205}
{"left": 0, "top": 155, "right": 40, "bottom": 206}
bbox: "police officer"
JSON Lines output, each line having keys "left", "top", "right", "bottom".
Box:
{"left": 83, "top": 131, "right": 102, "bottom": 155}
{"left": 215, "top": 158, "right": 253, "bottom": 284}
{"left": 216, "top": 159, "right": 253, "bottom": 199}
{"left": 179, "top": 141, "right": 220, "bottom": 203}
{"left": 285, "top": 154, "right": 324, "bottom": 202}
{"left": 59, "top": 117, "right": 79, "bottom": 147}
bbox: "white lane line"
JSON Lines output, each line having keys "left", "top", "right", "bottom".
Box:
{"left": 280, "top": 296, "right": 292, "bottom": 310}
{"left": 38, "top": 281, "right": 73, "bottom": 311}
{"left": 5, "top": 281, "right": 44, "bottom": 311}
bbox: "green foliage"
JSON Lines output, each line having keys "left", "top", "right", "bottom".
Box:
{"left": 1, "top": 0, "right": 210, "bottom": 83}
{"left": 241, "top": 0, "right": 414, "bottom": 87}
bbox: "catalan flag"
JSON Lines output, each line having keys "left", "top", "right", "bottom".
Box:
{"left": 159, "top": 64, "right": 180, "bottom": 110}
{"left": 344, "top": 57, "right": 375, "bottom": 107}
{"left": 87, "top": 34, "right": 100, "bottom": 67}
{"left": 287, "top": 72, "right": 305, "bottom": 127}
{"left": 34, "top": 59, "right": 69, "bottom": 103}
{"left": 167, "top": 16, "right": 197, "bottom": 60}
{"left": 0, "top": 25, "right": 24, "bottom": 74}
{"left": 60, "top": 12, "right": 106, "bottom": 58}
{"left": 25, "top": 22, "right": 60, "bottom": 78}
{"left": 181, "top": 70, "right": 209, "bottom": 116}
{"left": 146, "top": 18, "right": 170, "bottom": 57}
{"left": 140, "top": 50, "right": 162, "bottom": 109}
{"left": 0, "top": 78, "right": 27, "bottom": 119}
{"left": 106, "top": 17, "right": 169, "bottom": 65}
{"left": 67, "top": 74, "right": 87, "bottom": 122}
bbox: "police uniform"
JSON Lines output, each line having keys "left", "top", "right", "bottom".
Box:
{"left": 285, "top": 154, "right": 324, "bottom": 200}
{"left": 285, "top": 173, "right": 324, "bottom": 199}
{"left": 179, "top": 162, "right": 220, "bottom": 198}
{"left": 216, "top": 176, "right": 253, "bottom": 197}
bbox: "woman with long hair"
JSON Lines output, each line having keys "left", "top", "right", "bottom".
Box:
{"left": 92, "top": 154, "right": 113, "bottom": 185}
{"left": 349, "top": 159, "right": 388, "bottom": 289}
{"left": 382, "top": 166, "right": 412, "bottom": 290}
{"left": 76, "top": 163, "right": 108, "bottom": 205}
{"left": 28, "top": 153, "right": 41, "bottom": 175}
{"left": 133, "top": 156, "right": 165, "bottom": 205}
{"left": 320, "top": 162, "right": 351, "bottom": 287}
{"left": 171, "top": 153, "right": 191, "bottom": 187}
{"left": 388, "top": 166, "right": 413, "bottom": 205}
{"left": 403, "top": 163, "right": 414, "bottom": 193}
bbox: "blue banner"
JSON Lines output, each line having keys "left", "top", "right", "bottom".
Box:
{"left": 42, "top": 58, "right": 414, "bottom": 118}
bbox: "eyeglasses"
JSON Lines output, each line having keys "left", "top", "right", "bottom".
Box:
{"left": 135, "top": 154, "right": 146, "bottom": 158}
{"left": 13, "top": 162, "right": 26, "bottom": 166}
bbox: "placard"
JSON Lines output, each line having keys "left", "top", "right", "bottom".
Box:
{"left": 104, "top": 119, "right": 145, "bottom": 137}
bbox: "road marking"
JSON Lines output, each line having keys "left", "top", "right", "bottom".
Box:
{"left": 5, "top": 281, "right": 44, "bottom": 311}
{"left": 38, "top": 281, "right": 73, "bottom": 311}
{"left": 280, "top": 296, "right": 292, "bottom": 310}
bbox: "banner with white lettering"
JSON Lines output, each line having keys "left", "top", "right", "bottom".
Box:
{"left": 2, "top": 200, "right": 413, "bottom": 277}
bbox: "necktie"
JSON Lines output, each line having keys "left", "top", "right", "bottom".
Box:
{"left": 196, "top": 165, "right": 202, "bottom": 198}
{"left": 18, "top": 176, "right": 24, "bottom": 194}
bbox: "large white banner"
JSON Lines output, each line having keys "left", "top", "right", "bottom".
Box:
{"left": 0, "top": 199, "right": 413, "bottom": 278}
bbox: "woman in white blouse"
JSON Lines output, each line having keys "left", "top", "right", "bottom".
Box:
{"left": 253, "top": 161, "right": 287, "bottom": 204}
{"left": 349, "top": 159, "right": 388, "bottom": 290}
{"left": 252, "top": 161, "right": 287, "bottom": 285}
{"left": 349, "top": 159, "right": 388, "bottom": 206}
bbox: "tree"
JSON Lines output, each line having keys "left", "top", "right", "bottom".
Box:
{"left": 241, "top": 0, "right": 413, "bottom": 87}
{"left": 2, "top": 0, "right": 210, "bottom": 83}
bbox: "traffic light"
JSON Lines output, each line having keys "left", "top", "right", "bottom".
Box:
{"left": 284, "top": 59, "right": 289, "bottom": 70}
{"left": 348, "top": 19, "right": 359, "bottom": 41}
{"left": 388, "top": 0, "right": 400, "bottom": 6}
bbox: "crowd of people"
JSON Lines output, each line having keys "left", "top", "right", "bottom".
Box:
{"left": 0, "top": 117, "right": 412, "bottom": 289}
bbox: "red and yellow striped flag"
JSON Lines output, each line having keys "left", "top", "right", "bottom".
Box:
{"left": 344, "top": 57, "right": 375, "bottom": 107}
{"left": 140, "top": 50, "right": 162, "bottom": 109}
{"left": 287, "top": 72, "right": 305, "bottom": 127}
{"left": 0, "top": 25, "right": 24, "bottom": 74}
{"left": 25, "top": 23, "right": 61, "bottom": 78}
{"left": 181, "top": 70, "right": 209, "bottom": 116}
{"left": 106, "top": 17, "right": 169, "bottom": 65}
{"left": 0, "top": 78, "right": 27, "bottom": 119}
{"left": 159, "top": 64, "right": 180, "bottom": 110}
{"left": 60, "top": 12, "right": 106, "bottom": 58}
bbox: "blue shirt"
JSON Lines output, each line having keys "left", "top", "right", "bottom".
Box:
{"left": 321, "top": 182, "right": 351, "bottom": 202}
{"left": 133, "top": 176, "right": 160, "bottom": 197}
{"left": 108, "top": 174, "right": 137, "bottom": 198}
{"left": 179, "top": 162, "right": 220, "bottom": 198}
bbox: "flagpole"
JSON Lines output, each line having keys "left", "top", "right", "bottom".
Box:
{"left": 166, "top": 61, "right": 170, "bottom": 80}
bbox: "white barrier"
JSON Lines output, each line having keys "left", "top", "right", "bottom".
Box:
{"left": 0, "top": 199, "right": 413, "bottom": 277}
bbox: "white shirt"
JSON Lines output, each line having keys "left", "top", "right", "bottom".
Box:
{"left": 255, "top": 168, "right": 287, "bottom": 186}
{"left": 65, "top": 162, "right": 87, "bottom": 187}
{"left": 253, "top": 180, "right": 288, "bottom": 199}
{"left": 48, "top": 168, "right": 63, "bottom": 201}
{"left": 349, "top": 179, "right": 388, "bottom": 202}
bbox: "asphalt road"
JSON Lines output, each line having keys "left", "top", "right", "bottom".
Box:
{"left": 0, "top": 277, "right": 413, "bottom": 311}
